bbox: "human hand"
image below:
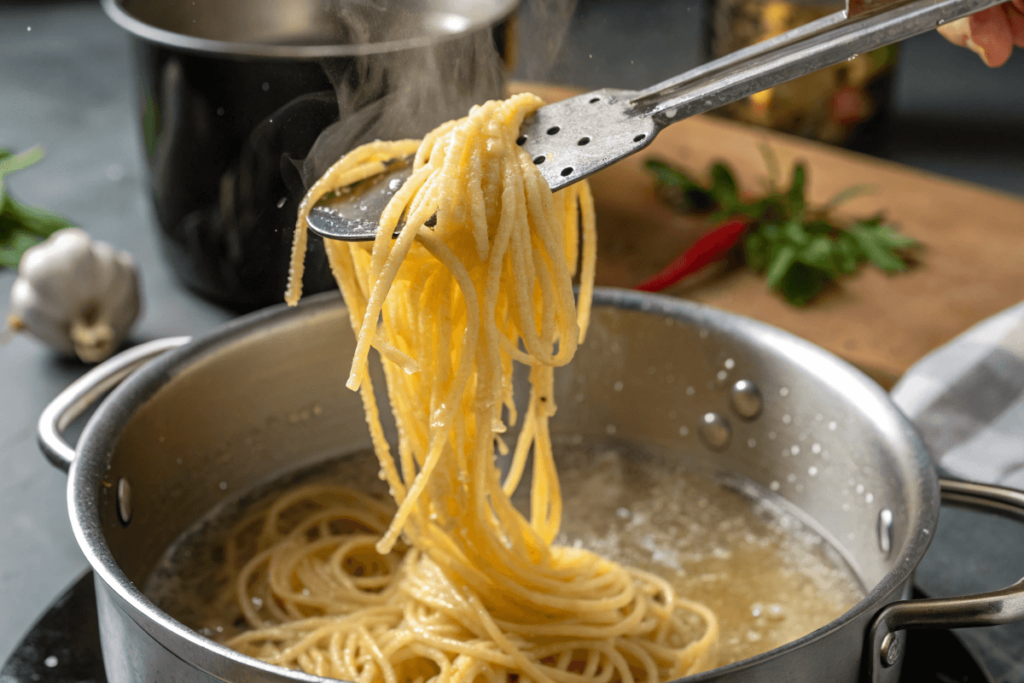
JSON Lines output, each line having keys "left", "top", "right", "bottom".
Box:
{"left": 938, "top": 0, "right": 1024, "bottom": 67}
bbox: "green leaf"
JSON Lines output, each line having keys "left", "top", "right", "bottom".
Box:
{"left": 867, "top": 224, "right": 918, "bottom": 250}
{"left": 645, "top": 159, "right": 717, "bottom": 212}
{"left": 778, "top": 262, "right": 830, "bottom": 306}
{"left": 0, "top": 146, "right": 44, "bottom": 181}
{"left": 798, "top": 235, "right": 837, "bottom": 276}
{"left": 766, "top": 244, "right": 797, "bottom": 288}
{"left": 822, "top": 184, "right": 875, "bottom": 211}
{"left": 835, "top": 234, "right": 861, "bottom": 274}
{"left": 709, "top": 163, "right": 740, "bottom": 209}
{"left": 849, "top": 226, "right": 908, "bottom": 273}
{"left": 0, "top": 230, "right": 43, "bottom": 269}
{"left": 786, "top": 163, "right": 806, "bottom": 216}
{"left": 645, "top": 159, "right": 697, "bottom": 189}
{"left": 745, "top": 232, "right": 770, "bottom": 271}
{"left": 4, "top": 197, "right": 74, "bottom": 237}
{"left": 782, "top": 218, "right": 811, "bottom": 246}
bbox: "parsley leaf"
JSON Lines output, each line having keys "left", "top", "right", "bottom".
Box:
{"left": 645, "top": 155, "right": 918, "bottom": 305}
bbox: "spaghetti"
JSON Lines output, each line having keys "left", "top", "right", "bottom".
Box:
{"left": 232, "top": 93, "right": 718, "bottom": 683}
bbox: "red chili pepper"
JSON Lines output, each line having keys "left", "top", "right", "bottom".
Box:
{"left": 634, "top": 218, "right": 750, "bottom": 293}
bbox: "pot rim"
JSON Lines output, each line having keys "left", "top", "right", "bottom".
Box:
{"left": 100, "top": 0, "right": 518, "bottom": 59}
{"left": 67, "top": 287, "right": 940, "bottom": 682}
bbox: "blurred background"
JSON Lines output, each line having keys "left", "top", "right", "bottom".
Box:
{"left": 2, "top": 0, "right": 1024, "bottom": 679}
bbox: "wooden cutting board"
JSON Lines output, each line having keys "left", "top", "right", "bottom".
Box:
{"left": 514, "top": 83, "right": 1024, "bottom": 389}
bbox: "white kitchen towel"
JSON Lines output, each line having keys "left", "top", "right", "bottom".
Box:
{"left": 891, "top": 299, "right": 1024, "bottom": 490}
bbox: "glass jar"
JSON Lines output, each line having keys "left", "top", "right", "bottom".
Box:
{"left": 704, "top": 0, "right": 899, "bottom": 150}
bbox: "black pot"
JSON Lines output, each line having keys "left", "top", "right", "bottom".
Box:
{"left": 102, "top": 0, "right": 517, "bottom": 310}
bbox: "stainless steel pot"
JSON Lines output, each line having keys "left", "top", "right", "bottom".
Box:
{"left": 38, "top": 289, "right": 1024, "bottom": 683}
{"left": 101, "top": 0, "right": 516, "bottom": 310}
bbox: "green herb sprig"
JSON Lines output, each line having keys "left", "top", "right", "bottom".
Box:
{"left": 0, "top": 147, "right": 75, "bottom": 269}
{"left": 646, "top": 151, "right": 918, "bottom": 306}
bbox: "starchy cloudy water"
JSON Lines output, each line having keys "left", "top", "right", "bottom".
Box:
{"left": 146, "top": 437, "right": 864, "bottom": 669}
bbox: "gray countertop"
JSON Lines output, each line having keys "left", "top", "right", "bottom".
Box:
{"left": 2, "top": 0, "right": 1023, "bottom": 678}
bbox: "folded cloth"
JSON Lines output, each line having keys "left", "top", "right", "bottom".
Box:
{"left": 892, "top": 300, "right": 1024, "bottom": 490}
{"left": 892, "top": 301, "right": 1024, "bottom": 683}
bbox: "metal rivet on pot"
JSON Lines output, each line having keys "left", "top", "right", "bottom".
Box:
{"left": 730, "top": 379, "right": 763, "bottom": 419}
{"left": 117, "top": 477, "right": 133, "bottom": 527}
{"left": 880, "top": 632, "right": 901, "bottom": 667}
{"left": 878, "top": 508, "right": 894, "bottom": 557}
{"left": 700, "top": 412, "right": 731, "bottom": 451}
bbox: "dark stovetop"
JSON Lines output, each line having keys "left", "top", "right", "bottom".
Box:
{"left": 0, "top": 573, "right": 995, "bottom": 683}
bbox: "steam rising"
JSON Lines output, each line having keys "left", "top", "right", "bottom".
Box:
{"left": 297, "top": 0, "right": 577, "bottom": 188}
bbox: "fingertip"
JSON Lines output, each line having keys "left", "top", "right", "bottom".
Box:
{"left": 969, "top": 6, "right": 1014, "bottom": 66}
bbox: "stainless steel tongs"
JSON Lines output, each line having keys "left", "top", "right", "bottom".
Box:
{"left": 308, "top": 0, "right": 1001, "bottom": 241}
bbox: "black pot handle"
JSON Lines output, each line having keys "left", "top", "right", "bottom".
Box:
{"left": 37, "top": 337, "right": 191, "bottom": 472}
{"left": 865, "top": 478, "right": 1024, "bottom": 683}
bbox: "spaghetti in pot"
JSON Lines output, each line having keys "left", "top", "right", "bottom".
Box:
{"left": 227, "top": 93, "right": 718, "bottom": 683}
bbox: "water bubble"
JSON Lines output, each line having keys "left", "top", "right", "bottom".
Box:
{"left": 613, "top": 381, "right": 624, "bottom": 391}
{"left": 606, "top": 424, "right": 617, "bottom": 435}
{"left": 44, "top": 657, "right": 58, "bottom": 668}
{"left": 808, "top": 466, "right": 818, "bottom": 477}
{"left": 769, "top": 481, "right": 781, "bottom": 491}
{"left": 679, "top": 426, "right": 690, "bottom": 436}
{"left": 725, "top": 358, "right": 735, "bottom": 369}
{"left": 780, "top": 387, "right": 790, "bottom": 397}
{"left": 790, "top": 445, "right": 800, "bottom": 455}
{"left": 865, "top": 493, "right": 874, "bottom": 503}
{"left": 699, "top": 412, "right": 732, "bottom": 450}
{"left": 751, "top": 603, "right": 763, "bottom": 617}
{"left": 616, "top": 507, "right": 631, "bottom": 520}
{"left": 768, "top": 431, "right": 777, "bottom": 440}
{"left": 782, "top": 414, "right": 792, "bottom": 424}
{"left": 389, "top": 178, "right": 403, "bottom": 191}
{"left": 262, "top": 82, "right": 270, "bottom": 91}
{"left": 856, "top": 484, "right": 865, "bottom": 494}
{"left": 811, "top": 443, "right": 822, "bottom": 454}
{"left": 748, "top": 438, "right": 756, "bottom": 448}
{"left": 686, "top": 386, "right": 696, "bottom": 396}
{"left": 828, "top": 421, "right": 837, "bottom": 431}
{"left": 219, "top": 481, "right": 228, "bottom": 491}
{"left": 786, "top": 474, "right": 797, "bottom": 483}
{"left": 717, "top": 370, "right": 728, "bottom": 381}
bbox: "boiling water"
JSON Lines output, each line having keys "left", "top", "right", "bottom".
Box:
{"left": 145, "top": 437, "right": 865, "bottom": 670}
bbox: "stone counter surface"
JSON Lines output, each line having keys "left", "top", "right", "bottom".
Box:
{"left": 1, "top": 0, "right": 1023, "bottom": 679}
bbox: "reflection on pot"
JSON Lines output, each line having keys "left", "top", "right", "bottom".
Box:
{"left": 705, "top": 0, "right": 899, "bottom": 150}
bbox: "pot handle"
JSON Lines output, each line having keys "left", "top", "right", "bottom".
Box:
{"left": 866, "top": 478, "right": 1024, "bottom": 683}
{"left": 37, "top": 337, "right": 191, "bottom": 472}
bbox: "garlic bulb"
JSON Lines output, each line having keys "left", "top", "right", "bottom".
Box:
{"left": 7, "top": 228, "right": 141, "bottom": 363}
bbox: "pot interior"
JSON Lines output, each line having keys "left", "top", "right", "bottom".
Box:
{"left": 76, "top": 289, "right": 937, "bottom": 663}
